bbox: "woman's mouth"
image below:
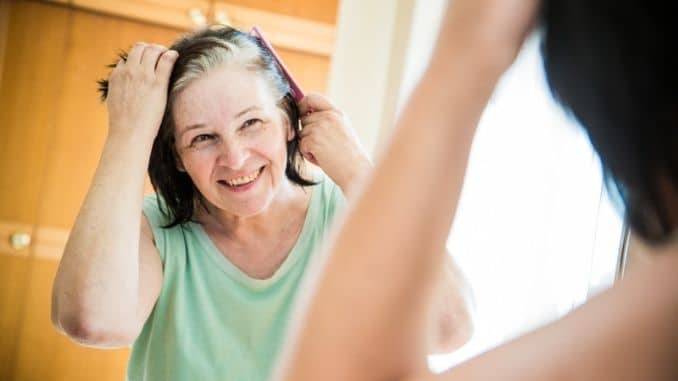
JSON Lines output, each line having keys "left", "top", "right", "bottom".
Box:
{"left": 218, "top": 166, "right": 264, "bottom": 191}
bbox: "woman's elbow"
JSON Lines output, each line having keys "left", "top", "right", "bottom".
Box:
{"left": 52, "top": 309, "right": 139, "bottom": 348}
{"left": 439, "top": 317, "right": 474, "bottom": 353}
{"left": 431, "top": 307, "right": 475, "bottom": 354}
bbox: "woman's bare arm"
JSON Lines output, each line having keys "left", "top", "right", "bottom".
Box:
{"left": 274, "top": 2, "right": 538, "bottom": 380}
{"left": 51, "top": 44, "right": 176, "bottom": 347}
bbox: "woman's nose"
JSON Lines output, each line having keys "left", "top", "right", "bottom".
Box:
{"left": 217, "top": 139, "right": 249, "bottom": 169}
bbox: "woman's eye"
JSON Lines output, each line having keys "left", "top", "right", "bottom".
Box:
{"left": 190, "top": 134, "right": 214, "bottom": 145}
{"left": 242, "top": 118, "right": 262, "bottom": 129}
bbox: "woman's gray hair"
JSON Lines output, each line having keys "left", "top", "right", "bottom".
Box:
{"left": 170, "top": 32, "right": 286, "bottom": 103}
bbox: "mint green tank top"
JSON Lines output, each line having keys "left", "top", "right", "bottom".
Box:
{"left": 127, "top": 176, "right": 344, "bottom": 381}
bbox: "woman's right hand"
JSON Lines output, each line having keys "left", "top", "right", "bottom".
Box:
{"left": 105, "top": 42, "right": 178, "bottom": 140}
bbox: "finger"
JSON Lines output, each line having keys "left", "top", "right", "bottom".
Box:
{"left": 300, "top": 110, "right": 341, "bottom": 127}
{"left": 298, "top": 93, "right": 336, "bottom": 115}
{"left": 299, "top": 125, "right": 322, "bottom": 142}
{"left": 305, "top": 152, "right": 318, "bottom": 165}
{"left": 298, "top": 125, "right": 311, "bottom": 138}
{"left": 299, "top": 139, "right": 317, "bottom": 164}
{"left": 108, "top": 57, "right": 125, "bottom": 81}
{"left": 300, "top": 112, "right": 324, "bottom": 126}
{"left": 300, "top": 121, "right": 327, "bottom": 139}
{"left": 298, "top": 119, "right": 321, "bottom": 138}
{"left": 127, "top": 42, "right": 147, "bottom": 65}
{"left": 141, "top": 45, "right": 167, "bottom": 73}
{"left": 155, "top": 50, "right": 179, "bottom": 82}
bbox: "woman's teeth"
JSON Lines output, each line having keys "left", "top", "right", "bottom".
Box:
{"left": 224, "top": 168, "right": 261, "bottom": 186}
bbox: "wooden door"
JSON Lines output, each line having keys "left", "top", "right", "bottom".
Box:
{"left": 0, "top": 2, "right": 182, "bottom": 380}
{"left": 0, "top": 2, "right": 71, "bottom": 379}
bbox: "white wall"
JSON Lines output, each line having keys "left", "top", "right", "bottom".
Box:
{"left": 328, "top": 0, "right": 450, "bottom": 155}
{"left": 327, "top": 0, "right": 417, "bottom": 155}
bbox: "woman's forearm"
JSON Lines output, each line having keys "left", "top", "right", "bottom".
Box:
{"left": 51, "top": 131, "right": 153, "bottom": 346}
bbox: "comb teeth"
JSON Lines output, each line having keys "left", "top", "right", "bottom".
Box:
{"left": 250, "top": 26, "right": 305, "bottom": 103}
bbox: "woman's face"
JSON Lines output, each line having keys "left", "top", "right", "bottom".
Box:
{"left": 172, "top": 64, "right": 294, "bottom": 218}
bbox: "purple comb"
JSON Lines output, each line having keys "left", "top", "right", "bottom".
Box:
{"left": 250, "top": 26, "right": 305, "bottom": 103}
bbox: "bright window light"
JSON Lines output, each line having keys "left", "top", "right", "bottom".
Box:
{"left": 427, "top": 34, "right": 625, "bottom": 371}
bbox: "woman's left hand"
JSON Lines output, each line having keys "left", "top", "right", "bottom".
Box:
{"left": 298, "top": 93, "right": 372, "bottom": 196}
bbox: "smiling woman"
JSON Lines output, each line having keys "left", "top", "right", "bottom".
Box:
{"left": 49, "top": 26, "right": 378, "bottom": 381}
{"left": 49, "top": 25, "right": 473, "bottom": 381}
{"left": 109, "top": 27, "right": 318, "bottom": 228}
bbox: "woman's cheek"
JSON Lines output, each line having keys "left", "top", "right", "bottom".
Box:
{"left": 183, "top": 150, "right": 215, "bottom": 180}
{"left": 255, "top": 128, "right": 286, "bottom": 162}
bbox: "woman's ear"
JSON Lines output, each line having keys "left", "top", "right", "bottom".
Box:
{"left": 287, "top": 121, "right": 296, "bottom": 142}
{"left": 281, "top": 111, "right": 296, "bottom": 142}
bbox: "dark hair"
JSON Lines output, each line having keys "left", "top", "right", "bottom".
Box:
{"left": 99, "top": 26, "right": 316, "bottom": 227}
{"left": 540, "top": 1, "right": 677, "bottom": 244}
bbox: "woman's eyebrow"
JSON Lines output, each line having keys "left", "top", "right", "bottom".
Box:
{"left": 180, "top": 123, "right": 206, "bottom": 137}
{"left": 233, "top": 105, "right": 261, "bottom": 119}
{"left": 179, "top": 106, "right": 262, "bottom": 137}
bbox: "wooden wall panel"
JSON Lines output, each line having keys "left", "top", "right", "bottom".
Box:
{"left": 0, "top": 254, "right": 31, "bottom": 379}
{"left": 37, "top": 9, "right": 181, "bottom": 230}
{"left": 0, "top": 1, "right": 69, "bottom": 224}
{"left": 0, "top": 1, "right": 9, "bottom": 88}
{"left": 0, "top": 2, "right": 70, "bottom": 378}
{"left": 277, "top": 47, "right": 330, "bottom": 93}
{"left": 13, "top": 259, "right": 130, "bottom": 381}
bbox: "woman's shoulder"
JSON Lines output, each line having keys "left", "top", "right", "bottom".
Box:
{"left": 143, "top": 193, "right": 173, "bottom": 228}
{"left": 142, "top": 194, "right": 197, "bottom": 263}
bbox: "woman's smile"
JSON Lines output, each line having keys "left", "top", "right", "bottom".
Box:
{"left": 218, "top": 166, "right": 265, "bottom": 193}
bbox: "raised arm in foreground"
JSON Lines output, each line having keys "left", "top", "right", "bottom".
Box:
{"left": 275, "top": 1, "right": 678, "bottom": 381}
{"left": 275, "top": 1, "right": 537, "bottom": 380}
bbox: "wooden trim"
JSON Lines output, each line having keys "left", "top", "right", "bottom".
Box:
{"left": 0, "top": 0, "right": 10, "bottom": 89}
{"left": 213, "top": 3, "right": 335, "bottom": 56}
{"left": 41, "top": 0, "right": 210, "bottom": 30}
{"left": 69, "top": 0, "right": 210, "bottom": 31}
{"left": 33, "top": 225, "right": 69, "bottom": 260}
{"left": 45, "top": 0, "right": 336, "bottom": 57}
{"left": 41, "top": 0, "right": 335, "bottom": 56}
{"left": 0, "top": 220, "right": 67, "bottom": 260}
